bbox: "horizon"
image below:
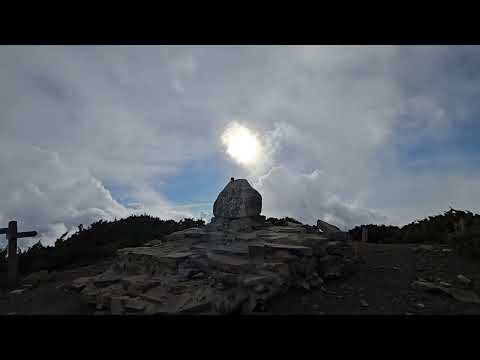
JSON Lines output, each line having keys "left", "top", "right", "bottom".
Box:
{"left": 1, "top": 45, "right": 480, "bottom": 249}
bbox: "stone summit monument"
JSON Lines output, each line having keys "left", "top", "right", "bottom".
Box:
{"left": 71, "top": 178, "right": 355, "bottom": 315}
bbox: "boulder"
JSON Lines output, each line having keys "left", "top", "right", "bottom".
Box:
{"left": 213, "top": 179, "right": 262, "bottom": 219}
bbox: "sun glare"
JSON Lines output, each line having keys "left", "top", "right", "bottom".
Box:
{"left": 221, "top": 122, "right": 260, "bottom": 166}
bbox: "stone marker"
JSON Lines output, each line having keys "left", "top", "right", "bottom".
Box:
{"left": 69, "top": 177, "right": 355, "bottom": 315}
{"left": 213, "top": 179, "right": 262, "bottom": 219}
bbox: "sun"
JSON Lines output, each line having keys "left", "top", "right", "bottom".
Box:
{"left": 221, "top": 122, "right": 260, "bottom": 166}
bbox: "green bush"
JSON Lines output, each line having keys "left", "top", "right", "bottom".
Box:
{"left": 450, "top": 225, "right": 480, "bottom": 259}
{"left": 0, "top": 214, "right": 205, "bottom": 277}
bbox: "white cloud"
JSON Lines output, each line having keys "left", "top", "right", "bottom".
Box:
{"left": 0, "top": 139, "right": 130, "bottom": 248}
{"left": 253, "top": 166, "right": 387, "bottom": 230}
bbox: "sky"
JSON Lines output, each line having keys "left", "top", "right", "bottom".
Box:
{"left": 1, "top": 45, "right": 480, "bottom": 248}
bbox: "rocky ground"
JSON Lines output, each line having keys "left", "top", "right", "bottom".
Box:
{"left": 2, "top": 242, "right": 479, "bottom": 315}
{"left": 266, "top": 243, "right": 480, "bottom": 315}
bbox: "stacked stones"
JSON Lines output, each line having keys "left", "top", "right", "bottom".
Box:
{"left": 70, "top": 179, "right": 356, "bottom": 315}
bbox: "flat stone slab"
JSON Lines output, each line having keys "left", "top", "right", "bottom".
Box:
{"left": 120, "top": 247, "right": 192, "bottom": 263}
{"left": 211, "top": 245, "right": 249, "bottom": 258}
{"left": 207, "top": 252, "right": 253, "bottom": 274}
{"left": 236, "top": 233, "right": 259, "bottom": 241}
{"left": 249, "top": 243, "right": 266, "bottom": 260}
{"left": 164, "top": 228, "right": 208, "bottom": 241}
{"left": 242, "top": 274, "right": 279, "bottom": 287}
{"left": 264, "top": 243, "right": 313, "bottom": 257}
{"left": 269, "top": 226, "right": 306, "bottom": 234}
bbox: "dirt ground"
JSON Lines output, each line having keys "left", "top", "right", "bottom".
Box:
{"left": 1, "top": 243, "right": 480, "bottom": 315}
{"left": 266, "top": 243, "right": 480, "bottom": 315}
{"left": 0, "top": 261, "right": 111, "bottom": 315}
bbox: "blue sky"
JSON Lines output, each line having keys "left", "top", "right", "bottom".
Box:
{"left": 1, "top": 45, "right": 480, "bottom": 247}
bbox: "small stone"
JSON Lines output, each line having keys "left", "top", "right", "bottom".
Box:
{"left": 415, "top": 244, "right": 434, "bottom": 252}
{"left": 254, "top": 284, "right": 268, "bottom": 294}
{"left": 416, "top": 303, "right": 425, "bottom": 308}
{"left": 442, "top": 248, "right": 452, "bottom": 253}
{"left": 457, "top": 274, "right": 471, "bottom": 285}
{"left": 299, "top": 280, "right": 310, "bottom": 291}
{"left": 299, "top": 296, "right": 309, "bottom": 303}
{"left": 122, "top": 297, "right": 147, "bottom": 312}
{"left": 93, "top": 311, "right": 108, "bottom": 315}
{"left": 9, "top": 289, "right": 26, "bottom": 296}
{"left": 216, "top": 283, "right": 226, "bottom": 291}
{"left": 191, "top": 272, "right": 206, "bottom": 280}
{"left": 309, "top": 277, "right": 324, "bottom": 289}
{"left": 439, "top": 281, "right": 452, "bottom": 288}
{"left": 405, "top": 312, "right": 413, "bottom": 316}
{"left": 110, "top": 297, "right": 126, "bottom": 315}
{"left": 360, "top": 299, "right": 369, "bottom": 308}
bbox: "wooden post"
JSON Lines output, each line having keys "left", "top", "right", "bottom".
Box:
{"left": 362, "top": 226, "right": 368, "bottom": 243}
{"left": 0, "top": 220, "right": 37, "bottom": 288}
{"left": 7, "top": 221, "right": 18, "bottom": 287}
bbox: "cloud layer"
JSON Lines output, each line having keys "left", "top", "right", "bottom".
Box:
{"left": 1, "top": 45, "right": 480, "bottom": 247}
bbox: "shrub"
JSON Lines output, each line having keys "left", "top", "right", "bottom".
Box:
{"left": 449, "top": 225, "right": 480, "bottom": 259}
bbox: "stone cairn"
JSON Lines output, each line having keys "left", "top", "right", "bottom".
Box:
{"left": 70, "top": 179, "right": 356, "bottom": 315}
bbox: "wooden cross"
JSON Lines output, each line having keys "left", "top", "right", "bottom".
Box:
{"left": 0, "top": 221, "right": 37, "bottom": 287}
{"left": 361, "top": 226, "right": 368, "bottom": 243}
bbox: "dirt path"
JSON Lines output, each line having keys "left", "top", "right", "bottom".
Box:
{"left": 1, "top": 244, "right": 480, "bottom": 315}
{"left": 0, "top": 261, "right": 111, "bottom": 315}
{"left": 266, "top": 243, "right": 480, "bottom": 315}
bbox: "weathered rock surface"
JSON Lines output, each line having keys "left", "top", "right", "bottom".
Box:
{"left": 70, "top": 179, "right": 356, "bottom": 315}
{"left": 213, "top": 179, "right": 262, "bottom": 219}
{"left": 411, "top": 280, "right": 480, "bottom": 305}
{"left": 22, "top": 270, "right": 53, "bottom": 287}
{"left": 317, "top": 219, "right": 341, "bottom": 233}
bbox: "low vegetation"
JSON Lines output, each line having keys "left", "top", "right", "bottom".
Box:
{"left": 1, "top": 209, "right": 480, "bottom": 286}
{"left": 349, "top": 208, "right": 480, "bottom": 258}
{"left": 0, "top": 215, "right": 204, "bottom": 280}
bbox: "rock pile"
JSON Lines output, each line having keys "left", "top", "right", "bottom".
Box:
{"left": 70, "top": 178, "right": 356, "bottom": 315}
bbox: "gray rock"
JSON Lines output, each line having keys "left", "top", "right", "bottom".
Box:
{"left": 191, "top": 272, "right": 206, "bottom": 280}
{"left": 207, "top": 252, "right": 253, "bottom": 274}
{"left": 411, "top": 280, "right": 480, "bottom": 304}
{"left": 360, "top": 299, "right": 369, "bottom": 308}
{"left": 110, "top": 296, "right": 128, "bottom": 314}
{"left": 22, "top": 270, "right": 52, "bottom": 286}
{"left": 254, "top": 284, "right": 268, "bottom": 294}
{"left": 414, "top": 244, "right": 434, "bottom": 252}
{"left": 457, "top": 274, "right": 472, "bottom": 285}
{"left": 124, "top": 297, "right": 148, "bottom": 312}
{"left": 213, "top": 179, "right": 262, "bottom": 219}
{"left": 213, "top": 289, "right": 249, "bottom": 314}
{"left": 317, "top": 219, "right": 341, "bottom": 233}
{"left": 242, "top": 274, "right": 279, "bottom": 287}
